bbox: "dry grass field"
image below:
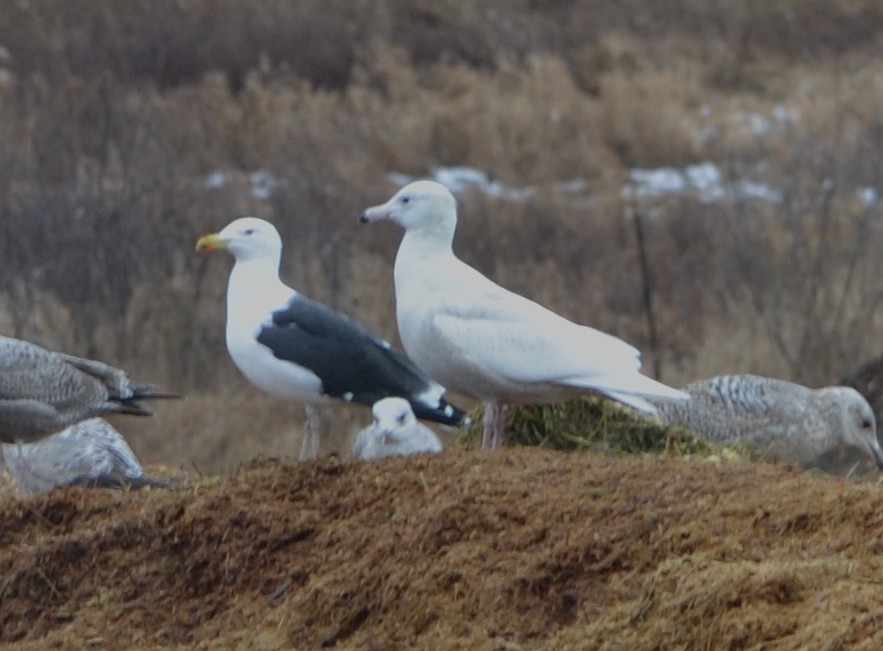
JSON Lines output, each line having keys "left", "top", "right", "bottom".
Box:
{"left": 3, "top": 2, "right": 883, "bottom": 648}
{"left": 3, "top": 450, "right": 883, "bottom": 650}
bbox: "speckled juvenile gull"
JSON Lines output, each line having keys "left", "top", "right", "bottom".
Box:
{"left": 655, "top": 374, "right": 883, "bottom": 468}
{"left": 360, "top": 180, "right": 688, "bottom": 449}
{"left": 196, "top": 217, "right": 467, "bottom": 461}
{"left": 2, "top": 417, "right": 168, "bottom": 496}
{"left": 0, "top": 336, "right": 175, "bottom": 445}
{"left": 352, "top": 397, "right": 444, "bottom": 460}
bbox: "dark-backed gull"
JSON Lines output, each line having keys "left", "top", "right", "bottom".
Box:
{"left": 0, "top": 336, "right": 174, "bottom": 445}
{"left": 2, "top": 417, "right": 168, "bottom": 496}
{"left": 655, "top": 374, "right": 883, "bottom": 468}
{"left": 360, "top": 180, "right": 688, "bottom": 449}
{"left": 196, "top": 217, "right": 466, "bottom": 460}
{"left": 352, "top": 397, "right": 444, "bottom": 460}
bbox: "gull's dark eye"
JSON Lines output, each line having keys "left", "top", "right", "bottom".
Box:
{"left": 862, "top": 418, "right": 873, "bottom": 429}
{"left": 243, "top": 228, "right": 256, "bottom": 235}
{"left": 400, "top": 195, "right": 410, "bottom": 204}
{"left": 397, "top": 413, "right": 407, "bottom": 425}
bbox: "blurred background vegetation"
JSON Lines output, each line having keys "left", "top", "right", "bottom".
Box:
{"left": 3, "top": 0, "right": 883, "bottom": 472}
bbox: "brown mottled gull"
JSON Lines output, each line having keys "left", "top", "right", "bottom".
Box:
{"left": 352, "top": 397, "right": 444, "bottom": 460}
{"left": 655, "top": 374, "right": 883, "bottom": 468}
{"left": 360, "top": 180, "right": 689, "bottom": 450}
{"left": 0, "top": 336, "right": 174, "bottom": 445}
{"left": 2, "top": 417, "right": 169, "bottom": 496}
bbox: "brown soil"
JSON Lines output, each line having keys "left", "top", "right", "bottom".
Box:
{"left": 1, "top": 449, "right": 882, "bottom": 650}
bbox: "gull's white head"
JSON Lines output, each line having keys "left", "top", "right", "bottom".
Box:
{"left": 370, "top": 397, "right": 417, "bottom": 442}
{"left": 826, "top": 387, "right": 883, "bottom": 469}
{"left": 360, "top": 180, "right": 458, "bottom": 241}
{"left": 196, "top": 217, "right": 283, "bottom": 264}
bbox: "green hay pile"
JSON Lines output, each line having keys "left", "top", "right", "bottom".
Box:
{"left": 459, "top": 396, "right": 741, "bottom": 459}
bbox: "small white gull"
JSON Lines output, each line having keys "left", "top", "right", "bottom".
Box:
{"left": 655, "top": 374, "right": 883, "bottom": 468}
{"left": 2, "top": 417, "right": 168, "bottom": 496}
{"left": 352, "top": 397, "right": 444, "bottom": 460}
{"left": 196, "top": 217, "right": 467, "bottom": 460}
{"left": 0, "top": 336, "right": 174, "bottom": 445}
{"left": 360, "top": 180, "right": 688, "bottom": 449}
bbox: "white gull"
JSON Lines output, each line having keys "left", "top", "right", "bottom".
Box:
{"left": 360, "top": 180, "right": 688, "bottom": 449}
{"left": 352, "top": 397, "right": 444, "bottom": 460}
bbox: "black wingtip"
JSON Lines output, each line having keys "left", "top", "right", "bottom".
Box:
{"left": 130, "top": 384, "right": 183, "bottom": 400}
{"left": 112, "top": 401, "right": 153, "bottom": 417}
{"left": 111, "top": 386, "right": 180, "bottom": 416}
{"left": 410, "top": 400, "right": 469, "bottom": 427}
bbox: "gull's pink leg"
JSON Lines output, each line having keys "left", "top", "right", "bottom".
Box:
{"left": 492, "top": 403, "right": 509, "bottom": 450}
{"left": 481, "top": 402, "right": 496, "bottom": 450}
{"left": 481, "top": 402, "right": 509, "bottom": 450}
{"left": 300, "top": 405, "right": 323, "bottom": 461}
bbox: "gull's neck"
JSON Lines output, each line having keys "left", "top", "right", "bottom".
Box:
{"left": 786, "top": 390, "right": 841, "bottom": 460}
{"left": 227, "top": 256, "right": 291, "bottom": 329}
{"left": 400, "top": 227, "right": 453, "bottom": 258}
{"left": 393, "top": 220, "right": 457, "bottom": 290}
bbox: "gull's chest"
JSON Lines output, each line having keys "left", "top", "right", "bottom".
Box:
{"left": 393, "top": 276, "right": 446, "bottom": 357}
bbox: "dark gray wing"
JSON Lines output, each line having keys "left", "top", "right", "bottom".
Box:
{"left": 256, "top": 296, "right": 465, "bottom": 425}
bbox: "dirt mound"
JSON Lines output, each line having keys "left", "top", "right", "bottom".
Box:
{"left": 1, "top": 449, "right": 882, "bottom": 649}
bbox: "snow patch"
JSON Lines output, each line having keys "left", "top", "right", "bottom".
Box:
{"left": 390, "top": 166, "right": 536, "bottom": 202}
{"left": 203, "top": 169, "right": 279, "bottom": 201}
{"left": 623, "top": 161, "right": 782, "bottom": 204}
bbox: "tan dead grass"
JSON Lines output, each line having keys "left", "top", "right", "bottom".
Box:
{"left": 2, "top": 449, "right": 883, "bottom": 649}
